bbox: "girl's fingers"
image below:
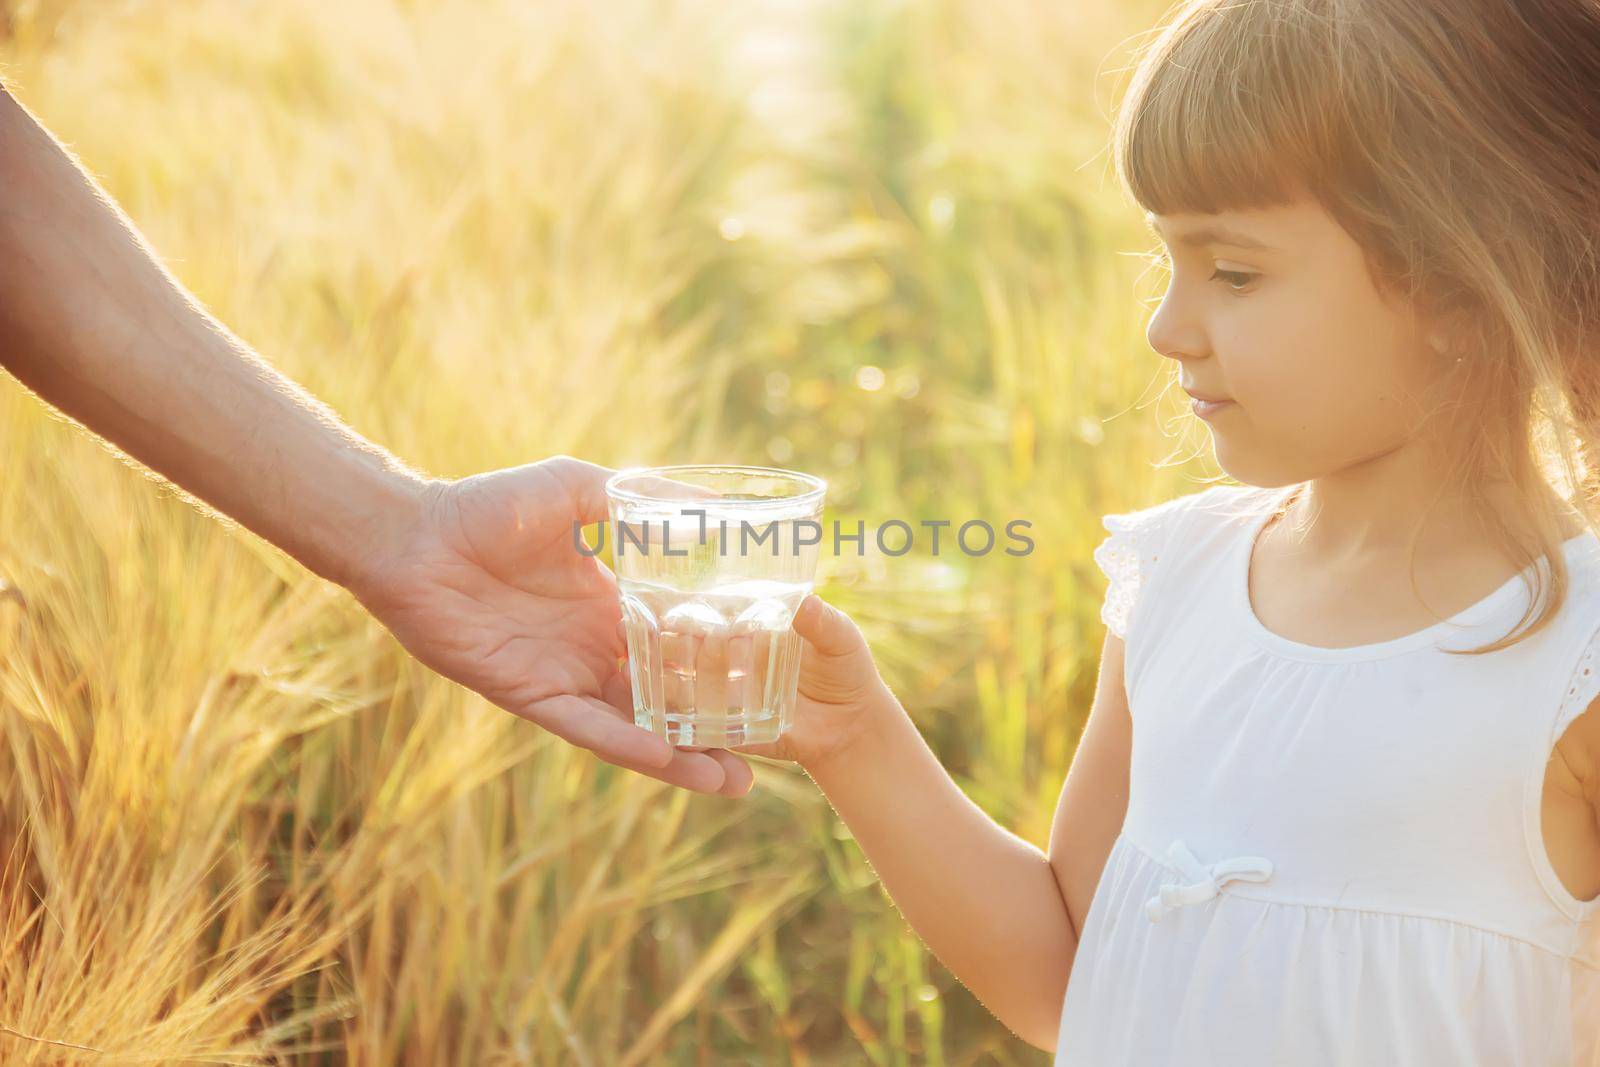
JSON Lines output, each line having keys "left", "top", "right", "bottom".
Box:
{"left": 792, "top": 594, "right": 861, "bottom": 657}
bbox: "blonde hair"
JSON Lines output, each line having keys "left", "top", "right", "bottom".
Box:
{"left": 1114, "top": 0, "right": 1600, "bottom": 654}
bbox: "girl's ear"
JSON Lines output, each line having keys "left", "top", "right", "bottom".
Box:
{"left": 1423, "top": 298, "right": 1478, "bottom": 365}
{"left": 1421, "top": 278, "right": 1495, "bottom": 363}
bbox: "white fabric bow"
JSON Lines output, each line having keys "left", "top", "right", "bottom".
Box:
{"left": 1144, "top": 839, "right": 1274, "bottom": 923}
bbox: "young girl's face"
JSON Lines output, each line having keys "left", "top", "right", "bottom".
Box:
{"left": 1145, "top": 197, "right": 1449, "bottom": 485}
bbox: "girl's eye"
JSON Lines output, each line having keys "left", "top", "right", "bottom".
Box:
{"left": 1210, "top": 267, "right": 1257, "bottom": 292}
{"left": 1149, "top": 247, "right": 1257, "bottom": 292}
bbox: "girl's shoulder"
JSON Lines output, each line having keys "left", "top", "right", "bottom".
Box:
{"left": 1093, "top": 481, "right": 1275, "bottom": 640}
{"left": 1096, "top": 481, "right": 1273, "bottom": 560}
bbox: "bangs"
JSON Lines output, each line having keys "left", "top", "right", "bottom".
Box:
{"left": 1116, "top": 0, "right": 1359, "bottom": 217}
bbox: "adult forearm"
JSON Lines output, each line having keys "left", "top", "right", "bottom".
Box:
{"left": 805, "top": 695, "right": 1077, "bottom": 1050}
{"left": 0, "top": 87, "right": 427, "bottom": 590}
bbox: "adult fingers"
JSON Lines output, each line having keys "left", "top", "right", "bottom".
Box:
{"left": 704, "top": 749, "right": 755, "bottom": 797}
{"left": 519, "top": 693, "right": 742, "bottom": 795}
{"left": 600, "top": 743, "right": 735, "bottom": 794}
{"left": 546, "top": 455, "right": 618, "bottom": 528}
{"left": 611, "top": 635, "right": 755, "bottom": 797}
{"left": 601, "top": 668, "right": 635, "bottom": 717}
{"left": 519, "top": 693, "right": 673, "bottom": 767}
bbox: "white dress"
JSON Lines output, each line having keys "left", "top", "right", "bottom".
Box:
{"left": 1055, "top": 481, "right": 1600, "bottom": 1066}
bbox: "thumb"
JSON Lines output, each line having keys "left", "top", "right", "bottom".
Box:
{"left": 547, "top": 455, "right": 618, "bottom": 527}
{"left": 792, "top": 593, "right": 863, "bottom": 658}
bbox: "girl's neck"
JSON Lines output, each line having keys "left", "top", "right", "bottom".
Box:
{"left": 1273, "top": 474, "right": 1582, "bottom": 568}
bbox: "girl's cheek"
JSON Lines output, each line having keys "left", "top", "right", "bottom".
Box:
{"left": 1215, "top": 323, "right": 1312, "bottom": 402}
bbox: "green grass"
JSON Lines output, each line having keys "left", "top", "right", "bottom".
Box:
{"left": 0, "top": 0, "right": 1207, "bottom": 1061}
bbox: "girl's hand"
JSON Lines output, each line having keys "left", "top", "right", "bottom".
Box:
{"left": 725, "top": 593, "right": 898, "bottom": 773}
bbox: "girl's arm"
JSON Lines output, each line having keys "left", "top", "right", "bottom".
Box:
{"left": 1045, "top": 629, "right": 1134, "bottom": 995}
{"left": 729, "top": 597, "right": 1133, "bottom": 1051}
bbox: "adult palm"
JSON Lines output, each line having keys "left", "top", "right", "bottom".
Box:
{"left": 349, "top": 455, "right": 753, "bottom": 797}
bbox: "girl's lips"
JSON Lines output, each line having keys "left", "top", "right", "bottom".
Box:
{"left": 1191, "top": 397, "right": 1235, "bottom": 419}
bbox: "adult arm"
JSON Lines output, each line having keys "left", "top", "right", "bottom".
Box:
{"left": 0, "top": 85, "right": 750, "bottom": 796}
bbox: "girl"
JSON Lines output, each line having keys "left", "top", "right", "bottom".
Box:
{"left": 718, "top": 0, "right": 1600, "bottom": 1062}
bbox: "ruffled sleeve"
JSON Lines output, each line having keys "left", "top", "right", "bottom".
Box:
{"left": 1549, "top": 539, "right": 1600, "bottom": 743}
{"left": 1554, "top": 620, "right": 1600, "bottom": 742}
{"left": 1091, "top": 498, "right": 1185, "bottom": 641}
{"left": 1529, "top": 613, "right": 1600, "bottom": 924}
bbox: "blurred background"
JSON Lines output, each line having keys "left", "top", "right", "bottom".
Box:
{"left": 0, "top": 0, "right": 1213, "bottom": 1062}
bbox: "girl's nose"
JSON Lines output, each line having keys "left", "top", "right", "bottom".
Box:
{"left": 1146, "top": 288, "right": 1208, "bottom": 364}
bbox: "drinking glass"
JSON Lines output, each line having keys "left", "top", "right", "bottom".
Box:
{"left": 604, "top": 465, "right": 826, "bottom": 746}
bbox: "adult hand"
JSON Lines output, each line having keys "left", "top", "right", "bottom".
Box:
{"left": 348, "top": 455, "right": 754, "bottom": 797}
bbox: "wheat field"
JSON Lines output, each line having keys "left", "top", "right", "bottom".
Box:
{"left": 0, "top": 0, "right": 1198, "bottom": 1062}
